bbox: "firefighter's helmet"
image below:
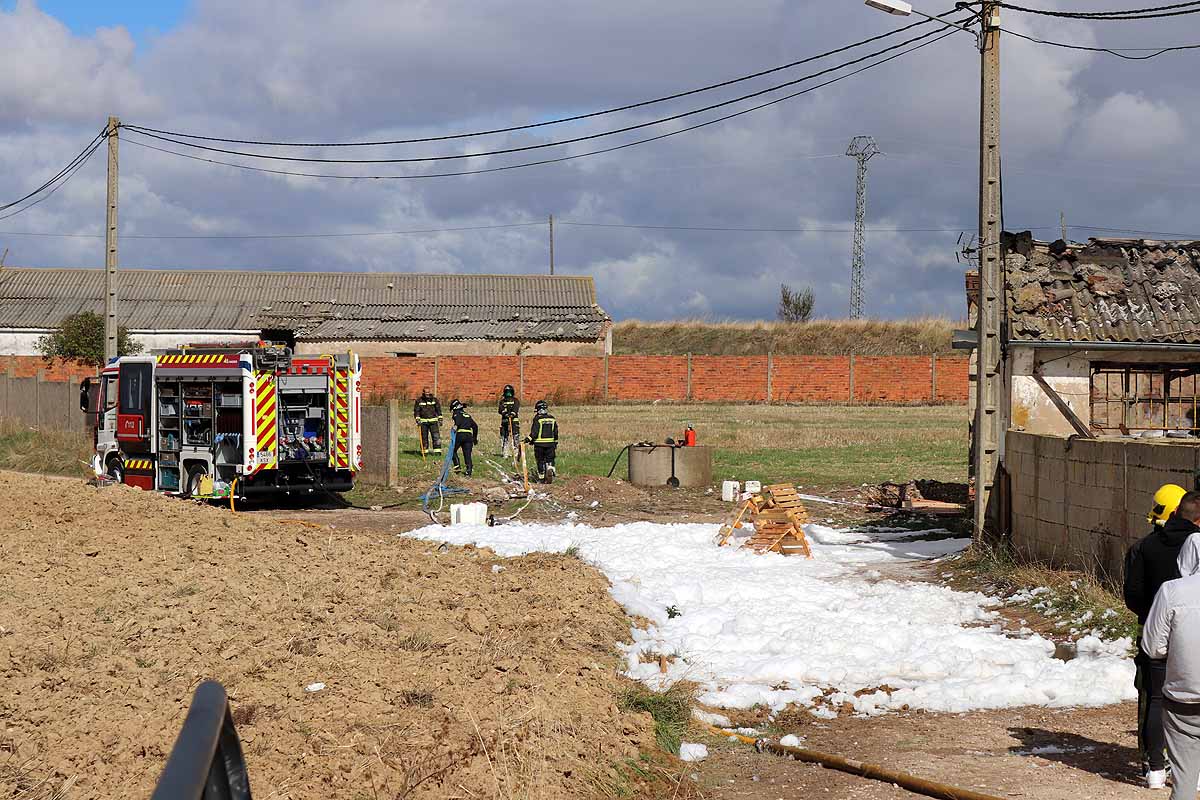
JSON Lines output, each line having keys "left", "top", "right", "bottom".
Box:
{"left": 1148, "top": 483, "right": 1188, "bottom": 526}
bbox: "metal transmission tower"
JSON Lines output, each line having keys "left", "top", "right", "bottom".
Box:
{"left": 845, "top": 136, "right": 880, "bottom": 319}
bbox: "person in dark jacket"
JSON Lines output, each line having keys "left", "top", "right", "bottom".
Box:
{"left": 498, "top": 384, "right": 521, "bottom": 458}
{"left": 1125, "top": 483, "right": 1192, "bottom": 787}
{"left": 525, "top": 399, "right": 558, "bottom": 483}
{"left": 449, "top": 399, "right": 478, "bottom": 477}
{"left": 413, "top": 387, "right": 442, "bottom": 454}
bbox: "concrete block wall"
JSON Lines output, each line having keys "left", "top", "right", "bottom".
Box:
{"left": 1008, "top": 430, "right": 1200, "bottom": 581}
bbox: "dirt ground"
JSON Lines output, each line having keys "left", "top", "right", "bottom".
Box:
{"left": 1, "top": 469, "right": 1146, "bottom": 800}
{"left": 0, "top": 471, "right": 685, "bottom": 800}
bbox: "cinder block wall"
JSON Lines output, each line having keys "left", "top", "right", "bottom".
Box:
{"left": 1008, "top": 430, "right": 1199, "bottom": 581}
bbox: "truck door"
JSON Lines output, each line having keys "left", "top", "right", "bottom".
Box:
{"left": 117, "top": 361, "right": 153, "bottom": 443}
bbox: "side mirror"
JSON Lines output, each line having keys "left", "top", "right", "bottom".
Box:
{"left": 79, "top": 378, "right": 98, "bottom": 413}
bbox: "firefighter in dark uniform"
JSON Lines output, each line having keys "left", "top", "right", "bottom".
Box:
{"left": 450, "top": 399, "right": 478, "bottom": 476}
{"left": 525, "top": 399, "right": 558, "bottom": 483}
{"left": 413, "top": 387, "right": 442, "bottom": 454}
{"left": 498, "top": 384, "right": 521, "bottom": 457}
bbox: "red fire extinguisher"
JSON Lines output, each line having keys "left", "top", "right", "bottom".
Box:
{"left": 682, "top": 425, "right": 697, "bottom": 447}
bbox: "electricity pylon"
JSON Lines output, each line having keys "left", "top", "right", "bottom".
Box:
{"left": 846, "top": 136, "right": 880, "bottom": 320}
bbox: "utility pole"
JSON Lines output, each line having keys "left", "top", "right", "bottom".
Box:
{"left": 973, "top": 3, "right": 1002, "bottom": 543}
{"left": 548, "top": 214, "right": 555, "bottom": 276}
{"left": 104, "top": 116, "right": 120, "bottom": 364}
{"left": 1060, "top": 211, "right": 1067, "bottom": 243}
{"left": 846, "top": 136, "right": 880, "bottom": 320}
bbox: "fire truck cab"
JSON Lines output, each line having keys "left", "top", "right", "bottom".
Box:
{"left": 81, "top": 343, "right": 362, "bottom": 500}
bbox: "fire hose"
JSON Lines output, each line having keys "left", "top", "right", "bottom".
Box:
{"left": 704, "top": 725, "right": 1007, "bottom": 800}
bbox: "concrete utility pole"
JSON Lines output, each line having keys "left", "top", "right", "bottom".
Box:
{"left": 104, "top": 116, "right": 120, "bottom": 364}
{"left": 973, "top": 2, "right": 1002, "bottom": 543}
{"left": 846, "top": 136, "right": 880, "bottom": 320}
{"left": 549, "top": 214, "right": 555, "bottom": 275}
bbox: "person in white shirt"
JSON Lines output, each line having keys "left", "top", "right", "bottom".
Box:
{"left": 1143, "top": 491, "right": 1200, "bottom": 796}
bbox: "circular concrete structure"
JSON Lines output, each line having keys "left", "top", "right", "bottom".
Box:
{"left": 628, "top": 445, "right": 713, "bottom": 488}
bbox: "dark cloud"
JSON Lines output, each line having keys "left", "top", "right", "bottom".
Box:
{"left": 2, "top": 0, "right": 1199, "bottom": 321}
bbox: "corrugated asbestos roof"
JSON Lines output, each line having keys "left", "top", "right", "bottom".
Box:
{"left": 1005, "top": 232, "right": 1200, "bottom": 344}
{"left": 0, "top": 267, "right": 611, "bottom": 341}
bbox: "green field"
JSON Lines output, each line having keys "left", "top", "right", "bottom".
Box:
{"left": 400, "top": 404, "right": 968, "bottom": 489}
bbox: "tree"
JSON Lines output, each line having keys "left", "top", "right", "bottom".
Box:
{"left": 37, "top": 312, "right": 141, "bottom": 367}
{"left": 777, "top": 284, "right": 815, "bottom": 323}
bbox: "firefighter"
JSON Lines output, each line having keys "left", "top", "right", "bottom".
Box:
{"left": 525, "top": 399, "right": 558, "bottom": 483}
{"left": 449, "top": 399, "right": 478, "bottom": 477}
{"left": 498, "top": 384, "right": 521, "bottom": 457}
{"left": 413, "top": 387, "right": 442, "bottom": 454}
{"left": 1124, "top": 482, "right": 1190, "bottom": 787}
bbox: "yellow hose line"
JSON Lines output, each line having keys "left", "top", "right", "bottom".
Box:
{"left": 702, "top": 724, "right": 1007, "bottom": 800}
{"left": 229, "top": 479, "right": 238, "bottom": 514}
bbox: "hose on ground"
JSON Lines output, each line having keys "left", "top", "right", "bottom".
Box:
{"left": 703, "top": 725, "right": 1006, "bottom": 800}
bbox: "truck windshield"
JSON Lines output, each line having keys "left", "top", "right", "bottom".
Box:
{"left": 118, "top": 363, "right": 152, "bottom": 414}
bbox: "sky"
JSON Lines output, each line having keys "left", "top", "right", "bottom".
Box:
{"left": 1, "top": 0, "right": 1198, "bottom": 322}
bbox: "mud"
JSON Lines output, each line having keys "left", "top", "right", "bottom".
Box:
{"left": 0, "top": 471, "right": 658, "bottom": 799}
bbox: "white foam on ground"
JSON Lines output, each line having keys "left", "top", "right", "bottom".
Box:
{"left": 403, "top": 521, "right": 1134, "bottom": 716}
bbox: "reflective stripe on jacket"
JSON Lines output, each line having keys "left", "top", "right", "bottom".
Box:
{"left": 414, "top": 397, "right": 441, "bottom": 422}
{"left": 531, "top": 413, "right": 558, "bottom": 444}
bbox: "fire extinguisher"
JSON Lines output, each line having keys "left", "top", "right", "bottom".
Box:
{"left": 682, "top": 425, "right": 696, "bottom": 447}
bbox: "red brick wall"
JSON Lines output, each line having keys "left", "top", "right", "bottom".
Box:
{"left": 692, "top": 356, "right": 768, "bottom": 402}
{"left": 772, "top": 356, "right": 852, "bottom": 403}
{"left": 936, "top": 356, "right": 970, "bottom": 403}
{"left": 436, "top": 356, "right": 521, "bottom": 405}
{"left": 359, "top": 357, "right": 436, "bottom": 402}
{"left": 854, "top": 356, "right": 934, "bottom": 403}
{"left": 0, "top": 356, "right": 96, "bottom": 380}
{"left": 523, "top": 356, "right": 604, "bottom": 404}
{"left": 607, "top": 356, "right": 689, "bottom": 402}
{"left": 3, "top": 354, "right": 970, "bottom": 405}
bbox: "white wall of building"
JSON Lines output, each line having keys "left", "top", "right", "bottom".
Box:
{"left": 0, "top": 329, "right": 260, "bottom": 356}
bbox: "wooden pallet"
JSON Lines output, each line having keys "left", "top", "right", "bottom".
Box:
{"left": 716, "top": 484, "right": 812, "bottom": 557}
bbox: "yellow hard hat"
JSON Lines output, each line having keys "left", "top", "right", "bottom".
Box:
{"left": 1149, "top": 484, "right": 1188, "bottom": 525}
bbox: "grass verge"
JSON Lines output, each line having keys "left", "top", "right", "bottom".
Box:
{"left": 949, "top": 544, "right": 1138, "bottom": 643}
{"left": 618, "top": 683, "right": 693, "bottom": 755}
{"left": 0, "top": 421, "right": 91, "bottom": 478}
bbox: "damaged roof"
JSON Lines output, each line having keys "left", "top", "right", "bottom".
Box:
{"left": 1003, "top": 232, "right": 1200, "bottom": 344}
{"left": 0, "top": 267, "right": 611, "bottom": 342}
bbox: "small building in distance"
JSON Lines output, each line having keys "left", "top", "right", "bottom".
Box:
{"left": 0, "top": 268, "right": 612, "bottom": 357}
{"left": 970, "top": 233, "right": 1200, "bottom": 438}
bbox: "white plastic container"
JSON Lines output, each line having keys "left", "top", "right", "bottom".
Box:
{"left": 744, "top": 480, "right": 762, "bottom": 495}
{"left": 450, "top": 502, "right": 488, "bottom": 526}
{"left": 721, "top": 480, "right": 741, "bottom": 502}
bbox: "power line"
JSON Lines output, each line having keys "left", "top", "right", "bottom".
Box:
{"left": 1002, "top": 27, "right": 1200, "bottom": 58}
{"left": 121, "top": 24, "right": 968, "bottom": 166}
{"left": 0, "top": 129, "right": 105, "bottom": 213}
{"left": 122, "top": 28, "right": 962, "bottom": 181}
{"left": 0, "top": 139, "right": 104, "bottom": 222}
{"left": 120, "top": 13, "right": 965, "bottom": 149}
{"left": 2, "top": 220, "right": 1060, "bottom": 241}
{"left": 998, "top": 1, "right": 1200, "bottom": 19}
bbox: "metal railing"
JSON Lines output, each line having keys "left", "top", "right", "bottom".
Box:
{"left": 150, "top": 681, "right": 251, "bottom": 800}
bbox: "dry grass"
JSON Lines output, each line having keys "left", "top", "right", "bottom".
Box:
{"left": 0, "top": 421, "right": 90, "bottom": 478}
{"left": 613, "top": 318, "right": 958, "bottom": 356}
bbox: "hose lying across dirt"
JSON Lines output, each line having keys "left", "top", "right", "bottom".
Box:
{"left": 704, "top": 725, "right": 1006, "bottom": 800}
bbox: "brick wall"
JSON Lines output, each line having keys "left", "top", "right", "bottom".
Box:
{"left": 2, "top": 354, "right": 969, "bottom": 405}
{"left": 772, "top": 356, "right": 851, "bottom": 403}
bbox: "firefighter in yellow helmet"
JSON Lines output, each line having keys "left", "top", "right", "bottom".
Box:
{"left": 1124, "top": 483, "right": 1192, "bottom": 786}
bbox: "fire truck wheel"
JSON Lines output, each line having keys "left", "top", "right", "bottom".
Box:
{"left": 185, "top": 465, "right": 208, "bottom": 498}
{"left": 106, "top": 459, "right": 123, "bottom": 483}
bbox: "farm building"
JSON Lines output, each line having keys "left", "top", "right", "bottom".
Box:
{"left": 0, "top": 267, "right": 612, "bottom": 357}
{"left": 965, "top": 233, "right": 1200, "bottom": 577}
{"left": 984, "top": 233, "right": 1200, "bottom": 437}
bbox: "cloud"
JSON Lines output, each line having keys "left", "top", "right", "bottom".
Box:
{"left": 2, "top": 0, "right": 1198, "bottom": 320}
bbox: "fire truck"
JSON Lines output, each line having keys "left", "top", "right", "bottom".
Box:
{"left": 80, "top": 343, "right": 362, "bottom": 499}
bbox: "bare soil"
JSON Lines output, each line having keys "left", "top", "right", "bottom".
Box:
{"left": 0, "top": 471, "right": 673, "bottom": 799}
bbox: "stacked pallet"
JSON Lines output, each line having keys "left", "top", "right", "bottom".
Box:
{"left": 716, "top": 483, "right": 812, "bottom": 558}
